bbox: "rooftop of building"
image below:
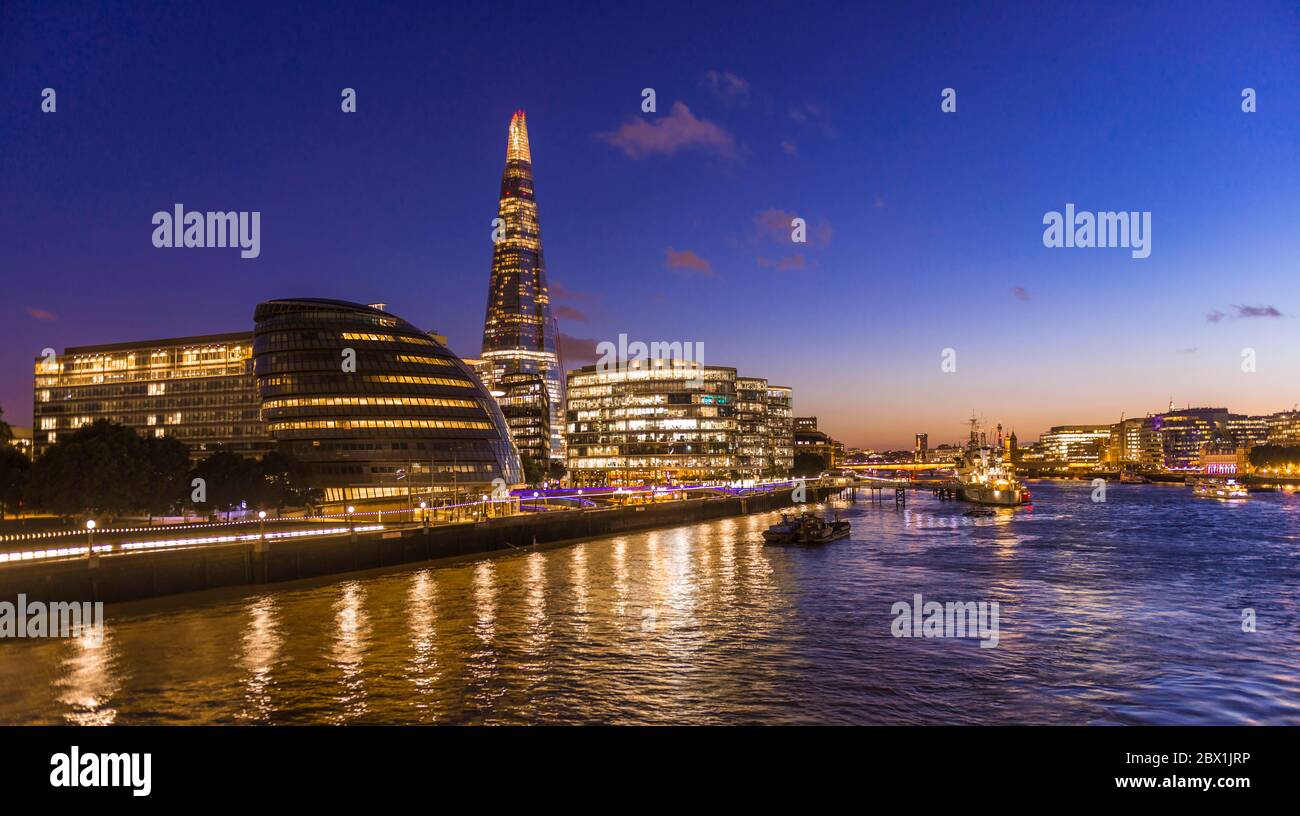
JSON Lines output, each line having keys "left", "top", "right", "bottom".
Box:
{"left": 61, "top": 331, "right": 252, "bottom": 356}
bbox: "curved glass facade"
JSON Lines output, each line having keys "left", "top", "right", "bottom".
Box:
{"left": 253, "top": 298, "right": 522, "bottom": 504}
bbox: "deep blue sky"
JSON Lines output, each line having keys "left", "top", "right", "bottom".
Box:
{"left": 2, "top": 1, "right": 1298, "bottom": 448}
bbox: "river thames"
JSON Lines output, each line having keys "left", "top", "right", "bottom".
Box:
{"left": 2, "top": 480, "right": 1298, "bottom": 725}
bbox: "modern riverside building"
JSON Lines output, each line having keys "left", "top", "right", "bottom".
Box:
{"left": 1225, "top": 414, "right": 1271, "bottom": 449}
{"left": 479, "top": 110, "right": 565, "bottom": 464}
{"left": 766, "top": 385, "right": 794, "bottom": 475}
{"left": 1037, "top": 424, "right": 1113, "bottom": 467}
{"left": 566, "top": 359, "right": 780, "bottom": 486}
{"left": 1266, "top": 411, "right": 1300, "bottom": 446}
{"left": 1152, "top": 407, "right": 1228, "bottom": 469}
{"left": 32, "top": 332, "right": 269, "bottom": 460}
{"left": 735, "top": 376, "right": 770, "bottom": 477}
{"left": 253, "top": 298, "right": 522, "bottom": 504}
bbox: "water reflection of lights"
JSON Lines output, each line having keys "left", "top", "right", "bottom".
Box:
{"left": 239, "top": 596, "right": 282, "bottom": 722}
{"left": 58, "top": 629, "right": 119, "bottom": 726}
{"left": 406, "top": 571, "right": 439, "bottom": 696}
{"left": 329, "top": 581, "right": 370, "bottom": 722}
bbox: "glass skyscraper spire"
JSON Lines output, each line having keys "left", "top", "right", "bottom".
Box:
{"left": 480, "top": 111, "right": 565, "bottom": 462}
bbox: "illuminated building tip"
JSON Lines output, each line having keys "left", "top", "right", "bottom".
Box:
{"left": 506, "top": 110, "right": 531, "bottom": 164}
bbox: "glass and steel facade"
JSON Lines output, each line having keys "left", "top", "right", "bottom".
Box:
{"left": 254, "top": 298, "right": 521, "bottom": 504}
{"left": 566, "top": 360, "right": 795, "bottom": 485}
{"left": 32, "top": 332, "right": 269, "bottom": 460}
{"left": 566, "top": 359, "right": 738, "bottom": 485}
{"left": 766, "top": 385, "right": 794, "bottom": 475}
{"left": 480, "top": 111, "right": 566, "bottom": 462}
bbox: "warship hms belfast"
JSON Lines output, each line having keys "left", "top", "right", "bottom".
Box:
{"left": 956, "top": 417, "right": 1032, "bottom": 507}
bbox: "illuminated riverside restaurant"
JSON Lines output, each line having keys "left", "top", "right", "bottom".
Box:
{"left": 253, "top": 298, "right": 522, "bottom": 505}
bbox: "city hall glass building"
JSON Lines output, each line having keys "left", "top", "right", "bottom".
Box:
{"left": 253, "top": 298, "right": 522, "bottom": 504}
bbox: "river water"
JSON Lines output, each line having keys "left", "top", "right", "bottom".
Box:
{"left": 2, "top": 481, "right": 1297, "bottom": 724}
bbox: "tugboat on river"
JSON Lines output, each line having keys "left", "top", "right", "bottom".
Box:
{"left": 763, "top": 512, "right": 851, "bottom": 545}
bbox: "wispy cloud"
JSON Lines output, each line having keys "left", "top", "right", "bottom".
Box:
{"left": 1233, "top": 304, "right": 1283, "bottom": 319}
{"left": 1206, "top": 304, "right": 1283, "bottom": 323}
{"left": 664, "top": 247, "right": 713, "bottom": 276}
{"left": 598, "top": 102, "right": 737, "bottom": 160}
{"left": 1178, "top": 347, "right": 1198, "bottom": 354}
{"left": 780, "top": 139, "right": 798, "bottom": 156}
{"left": 1011, "top": 287, "right": 1030, "bottom": 301}
{"left": 757, "top": 253, "right": 807, "bottom": 272}
{"left": 753, "top": 208, "right": 833, "bottom": 249}
{"left": 554, "top": 304, "right": 587, "bottom": 322}
{"left": 788, "top": 102, "right": 837, "bottom": 137}
{"left": 550, "top": 281, "right": 594, "bottom": 302}
{"left": 700, "top": 70, "right": 750, "bottom": 106}
{"left": 558, "top": 333, "right": 600, "bottom": 365}
{"left": 25, "top": 306, "right": 57, "bottom": 321}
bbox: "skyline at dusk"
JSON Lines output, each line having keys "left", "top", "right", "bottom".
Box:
{"left": 4, "top": 1, "right": 1300, "bottom": 449}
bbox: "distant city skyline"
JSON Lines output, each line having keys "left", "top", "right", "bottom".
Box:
{"left": 3, "top": 2, "right": 1299, "bottom": 449}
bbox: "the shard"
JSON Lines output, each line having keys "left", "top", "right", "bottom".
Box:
{"left": 479, "top": 111, "right": 565, "bottom": 464}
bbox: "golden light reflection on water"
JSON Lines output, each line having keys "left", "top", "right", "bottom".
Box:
{"left": 328, "top": 581, "right": 370, "bottom": 722}
{"left": 57, "top": 629, "right": 119, "bottom": 726}
{"left": 11, "top": 484, "right": 1296, "bottom": 725}
{"left": 238, "top": 596, "right": 282, "bottom": 722}
{"left": 406, "top": 570, "right": 440, "bottom": 702}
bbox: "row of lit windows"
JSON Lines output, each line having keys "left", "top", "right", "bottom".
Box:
{"left": 261, "top": 396, "right": 480, "bottom": 411}
{"left": 339, "top": 332, "right": 438, "bottom": 346}
{"left": 267, "top": 418, "right": 494, "bottom": 432}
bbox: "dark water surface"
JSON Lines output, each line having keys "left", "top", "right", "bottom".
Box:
{"left": 2, "top": 481, "right": 1298, "bottom": 724}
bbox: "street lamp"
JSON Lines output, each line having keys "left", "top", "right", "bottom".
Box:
{"left": 258, "top": 510, "right": 267, "bottom": 541}
{"left": 419, "top": 501, "right": 428, "bottom": 528}
{"left": 85, "top": 519, "right": 96, "bottom": 557}
{"left": 346, "top": 505, "right": 355, "bottom": 537}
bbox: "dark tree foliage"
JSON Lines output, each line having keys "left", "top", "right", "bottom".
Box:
{"left": 1248, "top": 445, "right": 1300, "bottom": 468}
{"left": 0, "top": 445, "right": 29, "bottom": 520}
{"left": 142, "top": 435, "right": 193, "bottom": 518}
{"left": 189, "top": 449, "right": 262, "bottom": 519}
{"left": 258, "top": 450, "right": 316, "bottom": 513}
{"left": 25, "top": 420, "right": 158, "bottom": 519}
{"left": 520, "top": 455, "right": 544, "bottom": 485}
{"left": 792, "top": 452, "right": 827, "bottom": 478}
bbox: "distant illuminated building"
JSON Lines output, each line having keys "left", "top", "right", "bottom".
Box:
{"left": 479, "top": 110, "right": 565, "bottom": 463}
{"left": 1038, "top": 425, "right": 1112, "bottom": 467}
{"left": 1153, "top": 407, "right": 1228, "bottom": 469}
{"left": 32, "top": 332, "right": 269, "bottom": 460}
{"left": 1225, "top": 414, "right": 1270, "bottom": 450}
{"left": 794, "top": 416, "right": 842, "bottom": 471}
{"left": 1266, "top": 411, "right": 1300, "bottom": 446}
{"left": 914, "top": 432, "right": 929, "bottom": 463}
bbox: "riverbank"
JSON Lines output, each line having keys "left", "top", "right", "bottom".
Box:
{"left": 0, "top": 485, "right": 840, "bottom": 605}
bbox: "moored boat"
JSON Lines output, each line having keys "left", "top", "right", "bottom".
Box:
{"left": 1192, "top": 478, "right": 1248, "bottom": 500}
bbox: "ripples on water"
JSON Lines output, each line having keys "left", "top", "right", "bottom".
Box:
{"left": 2, "top": 481, "right": 1298, "bottom": 724}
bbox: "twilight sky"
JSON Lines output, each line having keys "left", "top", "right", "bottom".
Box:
{"left": 2, "top": 1, "right": 1298, "bottom": 449}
